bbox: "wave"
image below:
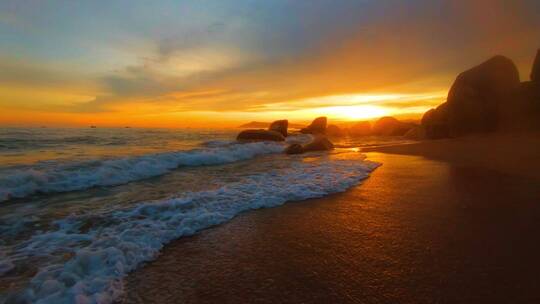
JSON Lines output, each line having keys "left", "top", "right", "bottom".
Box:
{"left": 0, "top": 142, "right": 285, "bottom": 202}
{"left": 1, "top": 156, "right": 379, "bottom": 303}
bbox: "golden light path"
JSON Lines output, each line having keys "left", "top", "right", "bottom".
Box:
{"left": 247, "top": 91, "right": 447, "bottom": 122}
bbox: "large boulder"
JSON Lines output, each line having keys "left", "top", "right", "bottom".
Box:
{"left": 446, "top": 55, "right": 520, "bottom": 136}
{"left": 300, "top": 117, "right": 327, "bottom": 134}
{"left": 348, "top": 121, "right": 371, "bottom": 137}
{"left": 237, "top": 129, "right": 285, "bottom": 141}
{"left": 421, "top": 55, "right": 521, "bottom": 138}
{"left": 268, "top": 120, "right": 288, "bottom": 137}
{"left": 531, "top": 49, "right": 540, "bottom": 83}
{"left": 372, "top": 117, "right": 414, "bottom": 136}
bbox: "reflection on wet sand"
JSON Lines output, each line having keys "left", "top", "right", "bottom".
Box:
{"left": 124, "top": 152, "right": 540, "bottom": 303}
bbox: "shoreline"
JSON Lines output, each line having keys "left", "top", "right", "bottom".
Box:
{"left": 123, "top": 138, "right": 540, "bottom": 303}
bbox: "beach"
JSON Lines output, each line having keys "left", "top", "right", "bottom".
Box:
{"left": 124, "top": 134, "right": 540, "bottom": 303}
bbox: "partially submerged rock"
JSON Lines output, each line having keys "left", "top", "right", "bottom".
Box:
{"left": 284, "top": 143, "right": 303, "bottom": 154}
{"left": 303, "top": 136, "right": 334, "bottom": 152}
{"left": 285, "top": 136, "right": 334, "bottom": 154}
{"left": 300, "top": 117, "right": 327, "bottom": 134}
{"left": 268, "top": 120, "right": 288, "bottom": 137}
{"left": 237, "top": 129, "right": 285, "bottom": 141}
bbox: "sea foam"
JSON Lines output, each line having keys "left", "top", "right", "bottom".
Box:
{"left": 0, "top": 141, "right": 285, "bottom": 202}
{"left": 1, "top": 156, "right": 379, "bottom": 303}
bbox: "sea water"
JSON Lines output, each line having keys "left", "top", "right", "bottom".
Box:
{"left": 0, "top": 127, "right": 390, "bottom": 303}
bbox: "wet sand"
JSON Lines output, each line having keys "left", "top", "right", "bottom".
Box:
{"left": 123, "top": 138, "right": 540, "bottom": 303}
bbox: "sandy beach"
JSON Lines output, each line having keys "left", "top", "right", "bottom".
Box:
{"left": 123, "top": 134, "right": 540, "bottom": 303}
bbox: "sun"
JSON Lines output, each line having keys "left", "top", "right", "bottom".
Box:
{"left": 312, "top": 105, "right": 389, "bottom": 121}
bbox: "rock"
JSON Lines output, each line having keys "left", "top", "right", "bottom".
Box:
{"left": 237, "top": 129, "right": 285, "bottom": 141}
{"left": 285, "top": 143, "right": 303, "bottom": 154}
{"left": 268, "top": 120, "right": 288, "bottom": 137}
{"left": 404, "top": 126, "right": 426, "bottom": 140}
{"left": 302, "top": 136, "right": 334, "bottom": 152}
{"left": 284, "top": 136, "right": 334, "bottom": 154}
{"left": 300, "top": 117, "right": 327, "bottom": 134}
{"left": 348, "top": 121, "right": 371, "bottom": 137}
{"left": 421, "top": 103, "right": 450, "bottom": 139}
{"left": 446, "top": 55, "right": 520, "bottom": 136}
{"left": 326, "top": 124, "right": 344, "bottom": 137}
{"left": 531, "top": 49, "right": 540, "bottom": 83}
{"left": 372, "top": 117, "right": 414, "bottom": 136}
{"left": 506, "top": 81, "right": 540, "bottom": 131}
{"left": 421, "top": 55, "right": 521, "bottom": 138}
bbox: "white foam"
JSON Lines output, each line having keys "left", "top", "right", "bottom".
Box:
{"left": 0, "top": 142, "right": 285, "bottom": 202}
{"left": 2, "top": 156, "right": 379, "bottom": 303}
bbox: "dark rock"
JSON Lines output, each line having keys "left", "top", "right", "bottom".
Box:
{"left": 302, "top": 136, "right": 334, "bottom": 152}
{"left": 421, "top": 55, "right": 521, "bottom": 138}
{"left": 404, "top": 126, "right": 426, "bottom": 140}
{"left": 284, "top": 136, "right": 334, "bottom": 154}
{"left": 348, "top": 121, "right": 371, "bottom": 137}
{"left": 285, "top": 143, "right": 303, "bottom": 154}
{"left": 372, "top": 117, "right": 414, "bottom": 136}
{"left": 446, "top": 55, "right": 520, "bottom": 136}
{"left": 531, "top": 49, "right": 540, "bottom": 83}
{"left": 300, "top": 117, "right": 327, "bottom": 134}
{"left": 506, "top": 81, "right": 540, "bottom": 131}
{"left": 326, "top": 124, "right": 344, "bottom": 137}
{"left": 268, "top": 120, "right": 288, "bottom": 137}
{"left": 421, "top": 103, "right": 450, "bottom": 139}
{"left": 237, "top": 129, "right": 285, "bottom": 141}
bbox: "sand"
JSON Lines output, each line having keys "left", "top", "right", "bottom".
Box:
{"left": 123, "top": 134, "right": 540, "bottom": 303}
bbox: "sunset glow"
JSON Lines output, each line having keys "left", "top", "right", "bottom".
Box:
{"left": 1, "top": 1, "right": 539, "bottom": 127}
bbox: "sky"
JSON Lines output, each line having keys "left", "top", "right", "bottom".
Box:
{"left": 1, "top": 0, "right": 539, "bottom": 128}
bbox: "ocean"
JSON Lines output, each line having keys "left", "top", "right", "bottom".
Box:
{"left": 0, "top": 127, "right": 406, "bottom": 303}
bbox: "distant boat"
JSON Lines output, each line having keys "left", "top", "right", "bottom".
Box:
{"left": 90, "top": 126, "right": 97, "bottom": 128}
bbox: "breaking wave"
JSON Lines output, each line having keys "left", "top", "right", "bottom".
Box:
{"left": 0, "top": 142, "right": 285, "bottom": 202}
{"left": 1, "top": 156, "right": 379, "bottom": 303}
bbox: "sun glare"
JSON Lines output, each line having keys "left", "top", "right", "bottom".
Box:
{"left": 312, "top": 105, "right": 389, "bottom": 120}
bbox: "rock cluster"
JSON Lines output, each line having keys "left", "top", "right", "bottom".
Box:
{"left": 237, "top": 117, "right": 335, "bottom": 154}
{"left": 421, "top": 51, "right": 540, "bottom": 138}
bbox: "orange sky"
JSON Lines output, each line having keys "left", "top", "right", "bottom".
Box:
{"left": 1, "top": 0, "right": 539, "bottom": 128}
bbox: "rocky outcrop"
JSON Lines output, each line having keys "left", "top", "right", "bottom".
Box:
{"left": 300, "top": 117, "right": 327, "bottom": 134}
{"left": 422, "top": 55, "right": 521, "bottom": 138}
{"left": 372, "top": 117, "right": 414, "bottom": 136}
{"left": 268, "top": 120, "right": 288, "bottom": 137}
{"left": 531, "top": 49, "right": 540, "bottom": 83}
{"left": 237, "top": 129, "right": 285, "bottom": 141}
{"left": 285, "top": 136, "right": 334, "bottom": 154}
{"left": 348, "top": 121, "right": 372, "bottom": 137}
